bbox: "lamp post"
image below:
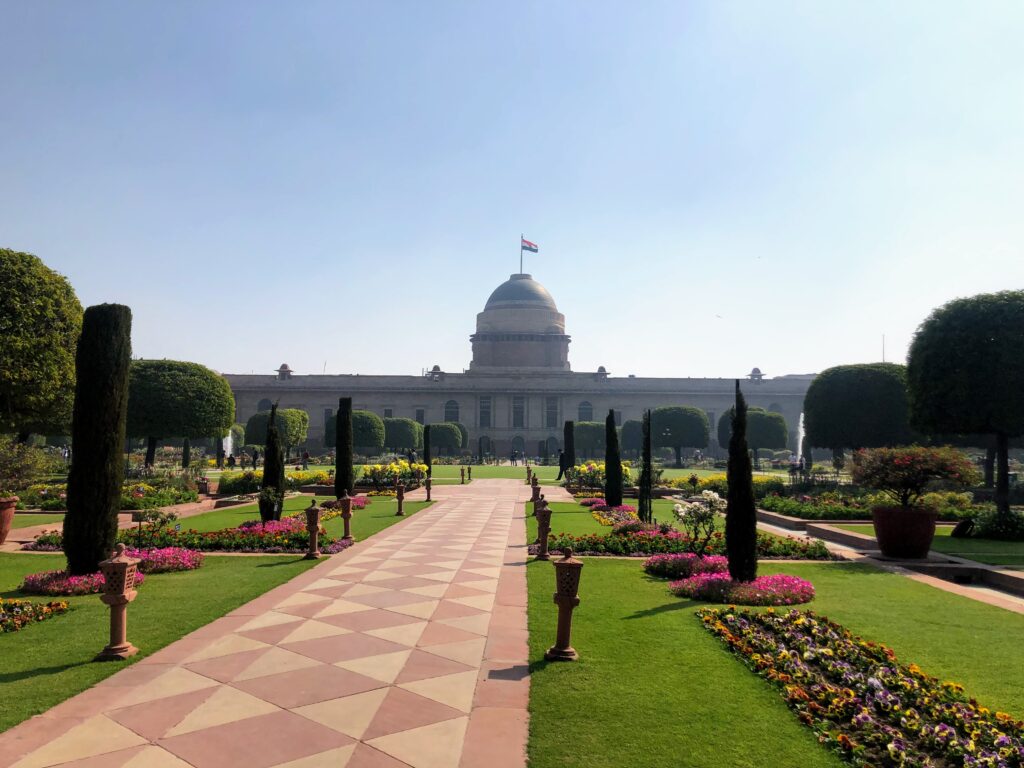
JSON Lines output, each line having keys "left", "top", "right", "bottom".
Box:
{"left": 535, "top": 497, "right": 552, "bottom": 560}
{"left": 526, "top": 466, "right": 532, "bottom": 485}
{"left": 339, "top": 492, "right": 354, "bottom": 541}
{"left": 304, "top": 499, "right": 321, "bottom": 559}
{"left": 425, "top": 476, "right": 432, "bottom": 502}
{"left": 545, "top": 548, "right": 583, "bottom": 662}
{"left": 396, "top": 482, "right": 405, "bottom": 516}
{"left": 530, "top": 475, "right": 541, "bottom": 503}
{"left": 467, "top": 466, "right": 472, "bottom": 481}
{"left": 96, "top": 544, "right": 140, "bottom": 661}
{"left": 460, "top": 467, "right": 465, "bottom": 484}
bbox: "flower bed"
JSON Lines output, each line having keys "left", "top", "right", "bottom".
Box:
{"left": 760, "top": 491, "right": 981, "bottom": 522}
{"left": 699, "top": 607, "right": 1024, "bottom": 765}
{"left": 671, "top": 573, "right": 815, "bottom": 605}
{"left": 665, "top": 473, "right": 787, "bottom": 499}
{"left": 217, "top": 470, "right": 336, "bottom": 495}
{"left": 317, "top": 496, "right": 371, "bottom": 521}
{"left": 1, "top": 598, "right": 70, "bottom": 632}
{"left": 643, "top": 553, "right": 729, "bottom": 579}
{"left": 538, "top": 530, "right": 834, "bottom": 559}
{"left": 591, "top": 505, "right": 639, "bottom": 526}
{"left": 21, "top": 570, "right": 146, "bottom": 596}
{"left": 124, "top": 547, "right": 204, "bottom": 573}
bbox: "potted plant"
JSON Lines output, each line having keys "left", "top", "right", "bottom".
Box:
{"left": 851, "top": 446, "right": 979, "bottom": 558}
{"left": 0, "top": 437, "right": 48, "bottom": 544}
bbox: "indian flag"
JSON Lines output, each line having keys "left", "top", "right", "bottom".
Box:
{"left": 521, "top": 237, "right": 539, "bottom": 253}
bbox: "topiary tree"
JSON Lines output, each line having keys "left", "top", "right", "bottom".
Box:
{"left": 804, "top": 363, "right": 914, "bottom": 456}
{"left": 335, "top": 397, "right": 353, "bottom": 498}
{"left": 62, "top": 304, "right": 132, "bottom": 575}
{"left": 638, "top": 410, "right": 653, "bottom": 523}
{"left": 0, "top": 249, "right": 84, "bottom": 438}
{"left": 604, "top": 409, "right": 623, "bottom": 507}
{"left": 725, "top": 381, "right": 757, "bottom": 582}
{"left": 563, "top": 420, "right": 576, "bottom": 466}
{"left": 907, "top": 291, "right": 1024, "bottom": 515}
{"left": 447, "top": 421, "right": 469, "bottom": 450}
{"left": 260, "top": 403, "right": 286, "bottom": 521}
{"left": 652, "top": 406, "right": 709, "bottom": 467}
{"left": 325, "top": 409, "right": 386, "bottom": 454}
{"left": 573, "top": 421, "right": 605, "bottom": 459}
{"left": 126, "top": 360, "right": 235, "bottom": 467}
{"left": 717, "top": 407, "right": 788, "bottom": 464}
{"left": 245, "top": 408, "right": 308, "bottom": 458}
{"left": 383, "top": 417, "right": 422, "bottom": 453}
{"left": 427, "top": 422, "right": 461, "bottom": 456}
{"left": 620, "top": 419, "right": 643, "bottom": 458}
{"left": 423, "top": 424, "right": 432, "bottom": 477}
{"left": 181, "top": 437, "right": 191, "bottom": 468}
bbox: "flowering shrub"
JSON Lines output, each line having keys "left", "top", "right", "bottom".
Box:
{"left": 317, "top": 496, "right": 371, "bottom": 520}
{"left": 574, "top": 492, "right": 604, "bottom": 500}
{"left": 578, "top": 497, "right": 605, "bottom": 507}
{"left": 700, "top": 608, "right": 1024, "bottom": 765}
{"left": 540, "top": 530, "right": 833, "bottom": 559}
{"left": 217, "top": 470, "right": 335, "bottom": 495}
{"left": 671, "top": 572, "right": 815, "bottom": 605}
{"left": 15, "top": 481, "right": 197, "bottom": 511}
{"left": 568, "top": 461, "right": 633, "bottom": 489}
{"left": 673, "top": 491, "right": 725, "bottom": 557}
{"left": 643, "top": 552, "right": 728, "bottom": 579}
{"left": 1, "top": 598, "right": 70, "bottom": 632}
{"left": 761, "top": 491, "right": 980, "bottom": 522}
{"left": 123, "top": 547, "right": 204, "bottom": 573}
{"left": 851, "top": 446, "right": 980, "bottom": 508}
{"left": 21, "top": 570, "right": 145, "bottom": 596}
{"left": 361, "top": 461, "right": 427, "bottom": 490}
{"left": 367, "top": 490, "right": 397, "bottom": 497}
{"left": 591, "top": 505, "right": 639, "bottom": 527}
{"left": 669, "top": 473, "right": 786, "bottom": 499}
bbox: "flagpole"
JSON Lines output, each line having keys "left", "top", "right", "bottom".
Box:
{"left": 519, "top": 233, "right": 523, "bottom": 274}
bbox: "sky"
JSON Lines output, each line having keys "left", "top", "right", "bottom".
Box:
{"left": 2, "top": 1, "right": 1023, "bottom": 379}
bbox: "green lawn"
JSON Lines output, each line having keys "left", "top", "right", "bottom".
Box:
{"left": 10, "top": 513, "right": 64, "bottom": 529}
{"left": 834, "top": 523, "right": 1024, "bottom": 566}
{"left": 0, "top": 552, "right": 319, "bottom": 733}
{"left": 525, "top": 499, "right": 683, "bottom": 540}
{"left": 526, "top": 557, "right": 1024, "bottom": 768}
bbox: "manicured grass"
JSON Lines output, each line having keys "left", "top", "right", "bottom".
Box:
{"left": 834, "top": 524, "right": 1024, "bottom": 566}
{"left": 0, "top": 552, "right": 319, "bottom": 733}
{"left": 526, "top": 558, "right": 1024, "bottom": 768}
{"left": 525, "top": 499, "right": 683, "bottom": 540}
{"left": 10, "top": 513, "right": 64, "bottom": 529}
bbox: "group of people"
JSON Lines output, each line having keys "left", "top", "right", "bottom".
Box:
{"left": 223, "top": 449, "right": 314, "bottom": 471}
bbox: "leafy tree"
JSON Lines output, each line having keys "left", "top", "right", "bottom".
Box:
{"left": 325, "top": 409, "right": 386, "bottom": 453}
{"left": 604, "top": 409, "right": 623, "bottom": 507}
{"left": 245, "top": 409, "right": 308, "bottom": 457}
{"left": 428, "top": 422, "right": 462, "bottom": 455}
{"left": 620, "top": 419, "right": 643, "bottom": 457}
{"left": 63, "top": 304, "right": 132, "bottom": 575}
{"left": 725, "top": 381, "right": 757, "bottom": 582}
{"left": 573, "top": 421, "right": 605, "bottom": 458}
{"left": 383, "top": 417, "right": 422, "bottom": 452}
{"left": 126, "top": 360, "right": 235, "bottom": 466}
{"left": 638, "top": 410, "right": 653, "bottom": 523}
{"left": 447, "top": 421, "right": 469, "bottom": 450}
{"left": 563, "top": 420, "right": 576, "bottom": 466}
{"left": 804, "top": 363, "right": 914, "bottom": 453}
{"left": 0, "top": 248, "right": 83, "bottom": 436}
{"left": 335, "top": 397, "right": 353, "bottom": 498}
{"left": 907, "top": 291, "right": 1024, "bottom": 515}
{"left": 260, "top": 403, "right": 286, "bottom": 521}
{"left": 652, "top": 406, "right": 709, "bottom": 467}
{"left": 717, "top": 407, "right": 788, "bottom": 462}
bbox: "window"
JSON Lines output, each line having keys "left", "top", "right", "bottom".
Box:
{"left": 545, "top": 397, "right": 558, "bottom": 429}
{"left": 512, "top": 396, "right": 525, "bottom": 429}
{"left": 257, "top": 398, "right": 273, "bottom": 412}
{"left": 578, "top": 401, "right": 593, "bottom": 422}
{"left": 479, "top": 396, "right": 492, "bottom": 428}
{"left": 444, "top": 400, "right": 459, "bottom": 423}
{"left": 415, "top": 409, "right": 425, "bottom": 425}
{"left": 383, "top": 408, "right": 393, "bottom": 418}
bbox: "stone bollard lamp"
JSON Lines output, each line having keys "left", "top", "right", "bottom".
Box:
{"left": 396, "top": 483, "right": 406, "bottom": 516}
{"left": 526, "top": 466, "right": 532, "bottom": 485}
{"left": 304, "top": 499, "right": 321, "bottom": 559}
{"left": 545, "top": 547, "right": 583, "bottom": 662}
{"left": 530, "top": 475, "right": 540, "bottom": 503}
{"left": 467, "top": 466, "right": 472, "bottom": 481}
{"left": 460, "top": 467, "right": 465, "bottom": 484}
{"left": 339, "top": 492, "right": 354, "bottom": 541}
{"left": 534, "top": 498, "right": 552, "bottom": 560}
{"left": 425, "top": 476, "right": 432, "bottom": 501}
{"left": 96, "top": 544, "right": 140, "bottom": 661}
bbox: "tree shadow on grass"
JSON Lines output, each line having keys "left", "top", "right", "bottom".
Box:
{"left": 0, "top": 660, "right": 91, "bottom": 684}
{"left": 255, "top": 557, "right": 308, "bottom": 568}
{"left": 623, "top": 598, "right": 700, "bottom": 620}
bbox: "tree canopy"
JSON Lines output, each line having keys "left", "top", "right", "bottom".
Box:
{"left": 428, "top": 422, "right": 462, "bottom": 454}
{"left": 573, "top": 421, "right": 605, "bottom": 458}
{"left": 126, "top": 360, "right": 235, "bottom": 440}
{"left": 325, "top": 409, "right": 385, "bottom": 452}
{"left": 0, "top": 248, "right": 83, "bottom": 435}
{"left": 244, "top": 408, "right": 309, "bottom": 448}
{"left": 804, "top": 363, "right": 914, "bottom": 450}
{"left": 447, "top": 421, "right": 469, "bottom": 449}
{"left": 383, "top": 417, "right": 422, "bottom": 451}
{"left": 620, "top": 419, "right": 643, "bottom": 455}
{"left": 652, "top": 406, "right": 709, "bottom": 466}
{"left": 717, "top": 406, "right": 788, "bottom": 452}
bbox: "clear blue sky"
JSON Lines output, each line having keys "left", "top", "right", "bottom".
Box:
{"left": 3, "top": 1, "right": 1022, "bottom": 379}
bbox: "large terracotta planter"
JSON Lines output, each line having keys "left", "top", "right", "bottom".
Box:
{"left": 871, "top": 505, "right": 938, "bottom": 559}
{"left": 0, "top": 496, "right": 18, "bottom": 545}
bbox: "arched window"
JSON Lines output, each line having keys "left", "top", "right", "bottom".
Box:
{"left": 578, "top": 401, "right": 593, "bottom": 422}
{"left": 444, "top": 400, "right": 459, "bottom": 423}
{"left": 257, "top": 398, "right": 273, "bottom": 412}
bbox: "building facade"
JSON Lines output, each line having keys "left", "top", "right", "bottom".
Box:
{"left": 225, "top": 274, "right": 815, "bottom": 457}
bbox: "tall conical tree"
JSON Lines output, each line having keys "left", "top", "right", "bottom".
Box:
{"left": 423, "top": 424, "right": 432, "bottom": 478}
{"left": 638, "top": 409, "right": 653, "bottom": 524}
{"left": 726, "top": 380, "right": 758, "bottom": 582}
{"left": 604, "top": 409, "right": 623, "bottom": 507}
{"left": 181, "top": 436, "right": 191, "bottom": 468}
{"left": 335, "top": 396, "right": 353, "bottom": 498}
{"left": 563, "top": 420, "right": 576, "bottom": 467}
{"left": 261, "top": 402, "right": 286, "bottom": 521}
{"left": 63, "top": 304, "right": 132, "bottom": 575}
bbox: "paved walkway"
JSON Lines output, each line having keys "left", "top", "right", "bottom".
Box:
{"left": 1, "top": 480, "right": 531, "bottom": 768}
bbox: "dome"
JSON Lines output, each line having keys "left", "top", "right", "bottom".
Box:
{"left": 484, "top": 274, "right": 558, "bottom": 311}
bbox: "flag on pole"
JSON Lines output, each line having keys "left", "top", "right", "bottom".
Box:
{"left": 521, "top": 237, "right": 539, "bottom": 253}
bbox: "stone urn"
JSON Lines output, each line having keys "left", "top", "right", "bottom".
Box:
{"left": 871, "top": 506, "right": 938, "bottom": 559}
{"left": 0, "top": 496, "right": 18, "bottom": 545}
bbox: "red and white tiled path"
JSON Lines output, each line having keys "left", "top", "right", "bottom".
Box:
{"left": 0, "top": 480, "right": 531, "bottom": 768}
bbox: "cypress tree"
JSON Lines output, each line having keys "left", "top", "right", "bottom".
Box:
{"left": 181, "top": 436, "right": 190, "bottom": 468}
{"left": 726, "top": 380, "right": 758, "bottom": 582}
{"left": 145, "top": 436, "right": 158, "bottom": 467}
{"left": 423, "top": 424, "right": 432, "bottom": 477}
{"left": 335, "top": 396, "right": 354, "bottom": 498}
{"left": 261, "top": 402, "right": 286, "bottom": 521}
{"left": 63, "top": 304, "right": 132, "bottom": 575}
{"left": 563, "top": 420, "right": 576, "bottom": 467}
{"left": 638, "top": 409, "right": 653, "bottom": 524}
{"left": 604, "top": 409, "right": 623, "bottom": 507}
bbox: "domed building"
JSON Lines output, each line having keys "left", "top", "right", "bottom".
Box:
{"left": 225, "top": 272, "right": 815, "bottom": 458}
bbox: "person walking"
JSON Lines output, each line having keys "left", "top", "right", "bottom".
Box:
{"left": 555, "top": 449, "right": 567, "bottom": 481}
{"left": 227, "top": 453, "right": 236, "bottom": 470}
{"left": 251, "top": 448, "right": 259, "bottom": 470}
